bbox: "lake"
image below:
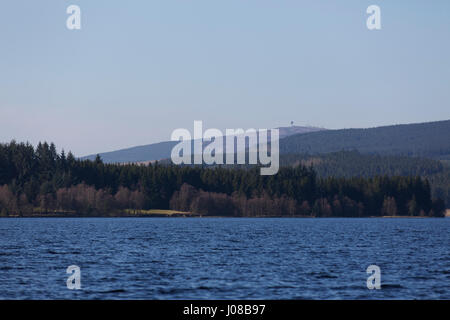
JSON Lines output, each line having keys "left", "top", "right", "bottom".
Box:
{"left": 0, "top": 218, "right": 448, "bottom": 299}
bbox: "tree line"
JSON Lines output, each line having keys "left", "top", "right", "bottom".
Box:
{"left": 0, "top": 141, "right": 446, "bottom": 217}
{"left": 280, "top": 151, "right": 450, "bottom": 208}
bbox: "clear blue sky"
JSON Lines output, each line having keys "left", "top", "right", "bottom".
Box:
{"left": 1, "top": 0, "right": 449, "bottom": 156}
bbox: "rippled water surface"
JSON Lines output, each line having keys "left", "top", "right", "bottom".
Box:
{"left": 0, "top": 218, "right": 449, "bottom": 299}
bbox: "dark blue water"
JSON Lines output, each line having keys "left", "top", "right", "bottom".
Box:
{"left": 0, "top": 218, "right": 449, "bottom": 299}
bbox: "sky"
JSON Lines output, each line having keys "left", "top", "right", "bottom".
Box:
{"left": 1, "top": 0, "right": 449, "bottom": 156}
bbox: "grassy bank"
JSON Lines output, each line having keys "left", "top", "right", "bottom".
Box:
{"left": 0, "top": 208, "right": 195, "bottom": 218}
{"left": 123, "top": 209, "right": 196, "bottom": 217}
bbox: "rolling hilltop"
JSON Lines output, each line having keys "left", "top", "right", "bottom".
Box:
{"left": 82, "top": 125, "right": 325, "bottom": 163}
{"left": 82, "top": 140, "right": 178, "bottom": 164}
{"left": 83, "top": 120, "right": 450, "bottom": 163}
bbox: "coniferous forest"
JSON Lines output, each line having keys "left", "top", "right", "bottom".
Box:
{"left": 280, "top": 151, "right": 450, "bottom": 208}
{"left": 0, "top": 141, "right": 446, "bottom": 217}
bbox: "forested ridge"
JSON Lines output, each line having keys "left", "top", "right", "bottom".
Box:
{"left": 279, "top": 120, "right": 450, "bottom": 159}
{"left": 280, "top": 151, "right": 450, "bottom": 207}
{"left": 0, "top": 141, "right": 446, "bottom": 217}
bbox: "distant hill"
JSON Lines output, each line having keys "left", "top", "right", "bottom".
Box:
{"left": 83, "top": 120, "right": 450, "bottom": 163}
{"left": 82, "top": 140, "right": 178, "bottom": 163}
{"left": 277, "top": 125, "right": 325, "bottom": 139}
{"left": 279, "top": 120, "right": 450, "bottom": 159}
{"left": 81, "top": 126, "right": 325, "bottom": 163}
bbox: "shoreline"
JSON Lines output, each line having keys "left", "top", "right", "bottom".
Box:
{"left": 0, "top": 214, "right": 447, "bottom": 219}
{"left": 1, "top": 209, "right": 448, "bottom": 219}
